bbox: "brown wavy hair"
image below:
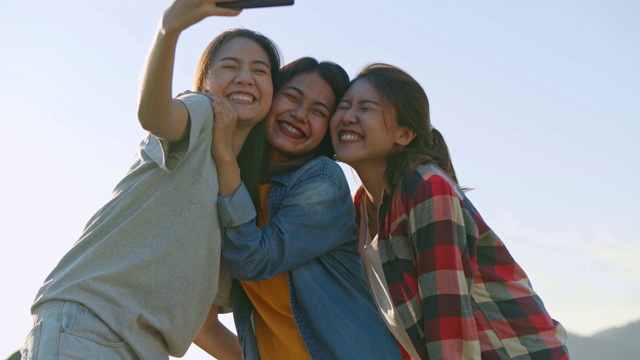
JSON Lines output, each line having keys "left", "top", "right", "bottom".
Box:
{"left": 265, "top": 57, "right": 350, "bottom": 178}
{"left": 353, "top": 63, "right": 461, "bottom": 192}
{"left": 193, "top": 28, "right": 282, "bottom": 202}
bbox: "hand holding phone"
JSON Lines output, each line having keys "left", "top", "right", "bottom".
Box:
{"left": 217, "top": 0, "right": 294, "bottom": 10}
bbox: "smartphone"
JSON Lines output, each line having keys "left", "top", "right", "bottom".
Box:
{"left": 217, "top": 0, "right": 294, "bottom": 9}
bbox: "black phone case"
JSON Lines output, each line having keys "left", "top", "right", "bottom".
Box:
{"left": 217, "top": 0, "right": 294, "bottom": 9}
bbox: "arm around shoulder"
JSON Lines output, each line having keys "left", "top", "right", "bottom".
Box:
{"left": 221, "top": 158, "right": 357, "bottom": 280}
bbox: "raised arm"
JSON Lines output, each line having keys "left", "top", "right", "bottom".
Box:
{"left": 137, "top": 0, "right": 241, "bottom": 141}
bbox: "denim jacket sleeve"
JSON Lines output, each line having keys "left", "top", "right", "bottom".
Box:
{"left": 218, "top": 157, "right": 357, "bottom": 280}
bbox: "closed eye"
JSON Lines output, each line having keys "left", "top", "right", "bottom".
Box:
{"left": 284, "top": 92, "right": 299, "bottom": 102}
{"left": 312, "top": 108, "right": 329, "bottom": 118}
{"left": 252, "top": 66, "right": 269, "bottom": 75}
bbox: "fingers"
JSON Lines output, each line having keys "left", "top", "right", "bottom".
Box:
{"left": 176, "top": 89, "right": 194, "bottom": 97}
{"left": 210, "top": 94, "right": 238, "bottom": 158}
{"left": 200, "top": 90, "right": 216, "bottom": 101}
{"left": 209, "top": 96, "right": 237, "bottom": 123}
{"left": 204, "top": 0, "right": 243, "bottom": 17}
{"left": 163, "top": 0, "right": 242, "bottom": 34}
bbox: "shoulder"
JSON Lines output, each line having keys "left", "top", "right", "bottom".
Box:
{"left": 282, "top": 157, "right": 347, "bottom": 186}
{"left": 397, "top": 164, "right": 463, "bottom": 200}
{"left": 176, "top": 93, "right": 213, "bottom": 127}
{"left": 305, "top": 157, "right": 350, "bottom": 194}
{"left": 274, "top": 157, "right": 351, "bottom": 199}
{"left": 299, "top": 156, "right": 343, "bottom": 177}
{"left": 176, "top": 93, "right": 211, "bottom": 108}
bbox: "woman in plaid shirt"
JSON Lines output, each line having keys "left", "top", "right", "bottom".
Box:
{"left": 329, "top": 63, "right": 569, "bottom": 359}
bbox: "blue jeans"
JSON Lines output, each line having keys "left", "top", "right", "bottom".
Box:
{"left": 21, "top": 301, "right": 138, "bottom": 360}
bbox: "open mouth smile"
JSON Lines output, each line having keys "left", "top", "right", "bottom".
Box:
{"left": 338, "top": 130, "right": 363, "bottom": 141}
{"left": 278, "top": 121, "right": 306, "bottom": 138}
{"left": 227, "top": 92, "right": 255, "bottom": 104}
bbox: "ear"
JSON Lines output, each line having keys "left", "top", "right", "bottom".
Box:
{"left": 394, "top": 125, "right": 416, "bottom": 146}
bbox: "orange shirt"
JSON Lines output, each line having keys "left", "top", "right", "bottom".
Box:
{"left": 240, "top": 184, "right": 310, "bottom": 359}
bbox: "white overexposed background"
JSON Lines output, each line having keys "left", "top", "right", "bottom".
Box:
{"left": 1, "top": 0, "right": 638, "bottom": 358}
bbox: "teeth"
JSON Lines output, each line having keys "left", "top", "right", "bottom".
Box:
{"left": 340, "top": 132, "right": 362, "bottom": 141}
{"left": 279, "top": 122, "right": 303, "bottom": 137}
{"left": 228, "top": 93, "right": 254, "bottom": 102}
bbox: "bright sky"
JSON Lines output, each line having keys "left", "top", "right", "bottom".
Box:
{"left": 1, "top": 0, "right": 639, "bottom": 358}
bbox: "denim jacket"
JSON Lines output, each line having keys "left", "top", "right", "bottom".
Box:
{"left": 218, "top": 156, "right": 401, "bottom": 360}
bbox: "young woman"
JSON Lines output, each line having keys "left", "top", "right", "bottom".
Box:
{"left": 21, "top": 1, "right": 281, "bottom": 359}
{"left": 211, "top": 57, "right": 402, "bottom": 359}
{"left": 329, "top": 63, "right": 569, "bottom": 359}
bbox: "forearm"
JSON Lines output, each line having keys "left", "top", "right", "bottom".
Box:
{"left": 221, "top": 172, "right": 357, "bottom": 279}
{"left": 194, "top": 305, "right": 243, "bottom": 360}
{"left": 137, "top": 27, "right": 187, "bottom": 141}
{"left": 215, "top": 153, "right": 242, "bottom": 198}
{"left": 194, "top": 322, "right": 242, "bottom": 360}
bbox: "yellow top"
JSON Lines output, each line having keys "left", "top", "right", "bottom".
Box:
{"left": 240, "top": 183, "right": 310, "bottom": 359}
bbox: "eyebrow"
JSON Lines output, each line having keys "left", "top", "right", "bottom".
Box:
{"left": 340, "top": 99, "right": 381, "bottom": 107}
{"left": 286, "top": 85, "right": 332, "bottom": 112}
{"left": 359, "top": 100, "right": 381, "bottom": 106}
{"left": 218, "top": 56, "right": 271, "bottom": 68}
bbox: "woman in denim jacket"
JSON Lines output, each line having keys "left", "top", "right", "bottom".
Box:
{"left": 210, "top": 57, "right": 402, "bottom": 359}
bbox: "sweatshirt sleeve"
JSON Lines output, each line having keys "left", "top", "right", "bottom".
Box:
{"left": 142, "top": 94, "right": 213, "bottom": 171}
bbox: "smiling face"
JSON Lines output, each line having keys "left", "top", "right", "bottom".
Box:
{"left": 265, "top": 72, "right": 336, "bottom": 166}
{"left": 330, "top": 79, "right": 403, "bottom": 171}
{"left": 206, "top": 37, "right": 274, "bottom": 125}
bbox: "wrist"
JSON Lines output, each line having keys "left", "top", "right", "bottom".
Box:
{"left": 158, "top": 16, "right": 183, "bottom": 39}
{"left": 213, "top": 150, "right": 236, "bottom": 164}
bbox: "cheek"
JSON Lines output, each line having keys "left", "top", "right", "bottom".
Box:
{"left": 264, "top": 113, "right": 277, "bottom": 132}
{"left": 206, "top": 71, "right": 229, "bottom": 91}
{"left": 329, "top": 116, "right": 340, "bottom": 133}
{"left": 312, "top": 120, "right": 329, "bottom": 142}
{"left": 265, "top": 98, "right": 285, "bottom": 119}
{"left": 329, "top": 110, "right": 345, "bottom": 126}
{"left": 260, "top": 78, "right": 274, "bottom": 99}
{"left": 264, "top": 109, "right": 283, "bottom": 136}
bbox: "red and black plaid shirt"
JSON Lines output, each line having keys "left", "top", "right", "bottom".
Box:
{"left": 354, "top": 164, "right": 569, "bottom": 359}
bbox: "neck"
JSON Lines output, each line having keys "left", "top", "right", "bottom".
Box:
{"left": 232, "top": 124, "right": 253, "bottom": 157}
{"left": 353, "top": 161, "right": 388, "bottom": 210}
{"left": 266, "top": 148, "right": 286, "bottom": 169}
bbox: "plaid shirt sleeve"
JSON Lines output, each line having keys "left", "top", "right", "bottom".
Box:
{"left": 468, "top": 204, "right": 569, "bottom": 358}
{"left": 397, "top": 168, "right": 480, "bottom": 358}
{"left": 381, "top": 165, "right": 568, "bottom": 359}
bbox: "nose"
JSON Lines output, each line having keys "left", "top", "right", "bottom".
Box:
{"left": 339, "top": 107, "right": 358, "bottom": 125}
{"left": 235, "top": 68, "right": 255, "bottom": 86}
{"left": 290, "top": 104, "right": 308, "bottom": 123}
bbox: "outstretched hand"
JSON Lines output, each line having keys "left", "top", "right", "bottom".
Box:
{"left": 162, "top": 0, "right": 243, "bottom": 35}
